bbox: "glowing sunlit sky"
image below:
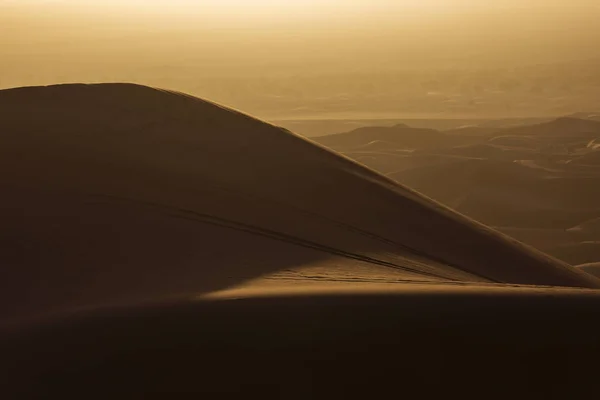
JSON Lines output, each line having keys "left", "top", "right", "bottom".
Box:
{"left": 2, "top": 1, "right": 600, "bottom": 119}
{"left": 4, "top": 0, "right": 599, "bottom": 63}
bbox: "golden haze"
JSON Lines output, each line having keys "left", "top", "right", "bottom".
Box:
{"left": 1, "top": 1, "right": 600, "bottom": 118}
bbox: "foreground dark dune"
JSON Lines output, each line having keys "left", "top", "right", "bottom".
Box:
{"left": 1, "top": 83, "right": 599, "bottom": 323}
{"left": 3, "top": 284, "right": 600, "bottom": 398}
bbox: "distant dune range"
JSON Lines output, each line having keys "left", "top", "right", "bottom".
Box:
{"left": 1, "top": 83, "right": 599, "bottom": 322}
{"left": 316, "top": 114, "right": 600, "bottom": 266}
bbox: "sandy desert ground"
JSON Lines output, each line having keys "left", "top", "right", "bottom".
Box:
{"left": 2, "top": 83, "right": 600, "bottom": 397}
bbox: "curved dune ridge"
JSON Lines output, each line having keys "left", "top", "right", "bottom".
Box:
{"left": 577, "top": 262, "right": 600, "bottom": 278}
{"left": 1, "top": 83, "right": 598, "bottom": 322}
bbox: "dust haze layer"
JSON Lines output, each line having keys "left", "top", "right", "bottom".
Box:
{"left": 2, "top": 2, "right": 600, "bottom": 120}
{"left": 1, "top": 83, "right": 598, "bottom": 322}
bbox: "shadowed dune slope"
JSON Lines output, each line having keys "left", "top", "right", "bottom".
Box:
{"left": 1, "top": 83, "right": 598, "bottom": 321}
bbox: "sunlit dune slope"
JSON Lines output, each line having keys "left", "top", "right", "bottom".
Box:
{"left": 1, "top": 83, "right": 597, "bottom": 321}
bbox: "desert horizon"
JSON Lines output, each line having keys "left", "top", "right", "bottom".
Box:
{"left": 3, "top": 1, "right": 600, "bottom": 120}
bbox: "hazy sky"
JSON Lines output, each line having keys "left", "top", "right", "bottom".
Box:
{"left": 4, "top": 1, "right": 599, "bottom": 67}
{"left": 2, "top": 1, "right": 600, "bottom": 118}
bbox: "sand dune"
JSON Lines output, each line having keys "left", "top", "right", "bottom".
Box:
{"left": 569, "top": 217, "right": 600, "bottom": 235}
{"left": 443, "top": 126, "right": 501, "bottom": 137}
{"left": 503, "top": 117, "right": 600, "bottom": 138}
{"left": 273, "top": 117, "right": 554, "bottom": 138}
{"left": 334, "top": 151, "right": 414, "bottom": 174}
{"left": 391, "top": 158, "right": 600, "bottom": 229}
{"left": 1, "top": 83, "right": 598, "bottom": 322}
{"left": 577, "top": 262, "right": 600, "bottom": 277}
{"left": 487, "top": 135, "right": 541, "bottom": 148}
{"left": 351, "top": 140, "right": 415, "bottom": 152}
{"left": 4, "top": 283, "right": 600, "bottom": 398}
{"left": 316, "top": 124, "right": 488, "bottom": 154}
{"left": 442, "top": 143, "right": 536, "bottom": 160}
{"left": 342, "top": 151, "right": 477, "bottom": 175}
{"left": 571, "top": 150, "right": 600, "bottom": 166}
{"left": 389, "top": 158, "right": 549, "bottom": 209}
{"left": 495, "top": 227, "right": 582, "bottom": 249}
{"left": 315, "top": 117, "right": 600, "bottom": 265}
{"left": 547, "top": 242, "right": 600, "bottom": 266}
{"left": 314, "top": 124, "right": 446, "bottom": 150}
{"left": 2, "top": 84, "right": 600, "bottom": 398}
{"left": 587, "top": 137, "right": 600, "bottom": 150}
{"left": 567, "top": 112, "right": 600, "bottom": 122}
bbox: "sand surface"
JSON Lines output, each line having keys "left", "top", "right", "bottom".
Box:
{"left": 2, "top": 83, "right": 600, "bottom": 398}
{"left": 3, "top": 83, "right": 599, "bottom": 323}
{"left": 319, "top": 114, "right": 600, "bottom": 265}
